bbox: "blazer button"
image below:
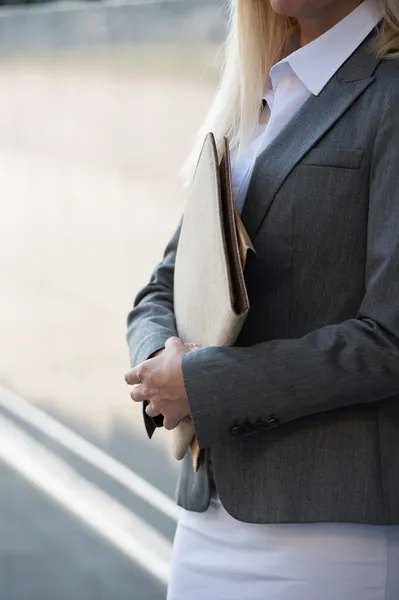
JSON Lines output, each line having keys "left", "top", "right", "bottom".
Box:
{"left": 266, "top": 416, "right": 280, "bottom": 430}
{"left": 242, "top": 422, "right": 254, "bottom": 434}
{"left": 229, "top": 424, "right": 242, "bottom": 437}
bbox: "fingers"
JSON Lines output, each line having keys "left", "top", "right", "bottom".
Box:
{"left": 130, "top": 384, "right": 149, "bottom": 403}
{"left": 125, "top": 341, "right": 197, "bottom": 386}
{"left": 163, "top": 417, "right": 180, "bottom": 431}
{"left": 145, "top": 403, "right": 162, "bottom": 419}
{"left": 184, "top": 343, "right": 200, "bottom": 351}
{"left": 125, "top": 367, "right": 142, "bottom": 385}
{"left": 165, "top": 336, "right": 185, "bottom": 350}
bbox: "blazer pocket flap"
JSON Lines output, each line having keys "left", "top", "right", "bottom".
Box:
{"left": 301, "top": 148, "right": 363, "bottom": 169}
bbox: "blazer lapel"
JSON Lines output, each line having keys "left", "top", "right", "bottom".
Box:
{"left": 241, "top": 38, "right": 381, "bottom": 240}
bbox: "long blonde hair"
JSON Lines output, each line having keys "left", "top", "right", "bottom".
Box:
{"left": 181, "top": 0, "right": 399, "bottom": 185}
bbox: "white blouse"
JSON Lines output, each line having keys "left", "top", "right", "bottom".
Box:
{"left": 232, "top": 0, "right": 382, "bottom": 215}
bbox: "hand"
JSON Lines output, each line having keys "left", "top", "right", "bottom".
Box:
{"left": 151, "top": 342, "right": 197, "bottom": 359}
{"left": 125, "top": 337, "right": 198, "bottom": 430}
{"left": 150, "top": 343, "right": 198, "bottom": 425}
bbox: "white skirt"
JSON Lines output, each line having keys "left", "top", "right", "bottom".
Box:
{"left": 167, "top": 494, "right": 399, "bottom": 600}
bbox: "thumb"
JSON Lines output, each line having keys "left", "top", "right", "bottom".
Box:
{"left": 165, "top": 336, "right": 183, "bottom": 349}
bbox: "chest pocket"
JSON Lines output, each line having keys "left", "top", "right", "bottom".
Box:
{"left": 300, "top": 147, "right": 363, "bottom": 170}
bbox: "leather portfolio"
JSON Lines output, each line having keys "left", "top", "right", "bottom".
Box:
{"left": 173, "top": 132, "right": 254, "bottom": 470}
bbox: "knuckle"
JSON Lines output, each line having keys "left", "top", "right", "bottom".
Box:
{"left": 140, "top": 385, "right": 150, "bottom": 399}
{"left": 136, "top": 365, "right": 146, "bottom": 381}
{"left": 151, "top": 396, "right": 162, "bottom": 411}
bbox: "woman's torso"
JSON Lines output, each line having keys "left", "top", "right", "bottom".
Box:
{"left": 176, "top": 40, "right": 399, "bottom": 525}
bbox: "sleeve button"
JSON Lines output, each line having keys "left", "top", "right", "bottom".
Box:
{"left": 229, "top": 424, "right": 242, "bottom": 437}
{"left": 266, "top": 416, "right": 280, "bottom": 429}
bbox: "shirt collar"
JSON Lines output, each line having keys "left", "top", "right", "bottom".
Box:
{"left": 270, "top": 0, "right": 382, "bottom": 97}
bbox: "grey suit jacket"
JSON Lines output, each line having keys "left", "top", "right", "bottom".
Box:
{"left": 127, "top": 36, "right": 399, "bottom": 525}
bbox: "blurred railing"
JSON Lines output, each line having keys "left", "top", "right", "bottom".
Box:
{"left": 0, "top": 0, "right": 226, "bottom": 54}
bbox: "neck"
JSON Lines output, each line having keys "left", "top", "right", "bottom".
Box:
{"left": 298, "top": 1, "right": 363, "bottom": 46}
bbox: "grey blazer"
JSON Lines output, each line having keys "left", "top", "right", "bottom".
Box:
{"left": 127, "top": 36, "right": 399, "bottom": 525}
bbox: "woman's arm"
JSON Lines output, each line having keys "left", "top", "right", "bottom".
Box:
{"left": 182, "top": 92, "right": 399, "bottom": 450}
{"left": 127, "top": 221, "right": 181, "bottom": 367}
{"left": 126, "top": 221, "right": 181, "bottom": 436}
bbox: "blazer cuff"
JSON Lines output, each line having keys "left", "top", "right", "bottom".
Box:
{"left": 182, "top": 347, "right": 235, "bottom": 449}
{"left": 129, "top": 332, "right": 171, "bottom": 368}
{"left": 182, "top": 346, "right": 282, "bottom": 449}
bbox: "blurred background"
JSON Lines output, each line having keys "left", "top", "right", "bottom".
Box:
{"left": 0, "top": 1, "right": 225, "bottom": 598}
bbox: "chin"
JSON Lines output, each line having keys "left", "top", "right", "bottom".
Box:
{"left": 269, "top": 0, "right": 309, "bottom": 17}
{"left": 269, "top": 0, "right": 295, "bottom": 16}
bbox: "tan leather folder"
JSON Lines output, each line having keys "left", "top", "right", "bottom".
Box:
{"left": 173, "top": 132, "right": 254, "bottom": 470}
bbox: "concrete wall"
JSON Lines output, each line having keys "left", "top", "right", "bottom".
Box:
{"left": 0, "top": 0, "right": 222, "bottom": 442}
{"left": 0, "top": 49, "right": 216, "bottom": 440}
{"left": 0, "top": 0, "right": 227, "bottom": 55}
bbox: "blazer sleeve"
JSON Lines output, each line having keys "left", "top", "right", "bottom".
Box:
{"left": 182, "top": 93, "right": 399, "bottom": 450}
{"left": 126, "top": 220, "right": 181, "bottom": 438}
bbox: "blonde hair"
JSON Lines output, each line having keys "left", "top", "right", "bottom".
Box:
{"left": 181, "top": 0, "right": 399, "bottom": 185}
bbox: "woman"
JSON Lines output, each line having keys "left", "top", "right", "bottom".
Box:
{"left": 125, "top": 1, "right": 399, "bottom": 598}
